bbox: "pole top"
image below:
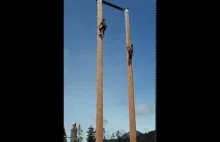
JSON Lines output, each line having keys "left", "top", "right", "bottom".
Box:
{"left": 124, "top": 8, "right": 129, "bottom": 12}
{"left": 72, "top": 122, "right": 76, "bottom": 125}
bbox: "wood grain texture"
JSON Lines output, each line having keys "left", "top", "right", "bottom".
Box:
{"left": 96, "top": 1, "right": 103, "bottom": 142}
{"left": 124, "top": 9, "right": 137, "bottom": 142}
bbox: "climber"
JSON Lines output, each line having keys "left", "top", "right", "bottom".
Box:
{"left": 128, "top": 44, "right": 134, "bottom": 65}
{"left": 128, "top": 44, "right": 134, "bottom": 59}
{"left": 98, "top": 19, "right": 107, "bottom": 38}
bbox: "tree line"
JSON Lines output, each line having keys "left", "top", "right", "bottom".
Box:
{"left": 64, "top": 124, "right": 155, "bottom": 142}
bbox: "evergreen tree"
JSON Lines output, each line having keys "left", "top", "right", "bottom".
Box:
{"left": 103, "top": 128, "right": 106, "bottom": 139}
{"left": 103, "top": 128, "right": 106, "bottom": 142}
{"left": 111, "top": 132, "right": 115, "bottom": 140}
{"left": 77, "top": 124, "right": 83, "bottom": 142}
{"left": 87, "top": 125, "right": 96, "bottom": 142}
{"left": 116, "top": 130, "right": 121, "bottom": 142}
{"left": 64, "top": 128, "right": 67, "bottom": 142}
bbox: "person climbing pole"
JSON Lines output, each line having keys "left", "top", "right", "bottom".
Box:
{"left": 128, "top": 44, "right": 134, "bottom": 65}
{"left": 98, "top": 19, "right": 107, "bottom": 38}
{"left": 128, "top": 44, "right": 134, "bottom": 59}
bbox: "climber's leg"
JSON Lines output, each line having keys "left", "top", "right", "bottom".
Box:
{"left": 102, "top": 27, "right": 106, "bottom": 37}
{"left": 128, "top": 57, "right": 132, "bottom": 65}
{"left": 98, "top": 26, "right": 104, "bottom": 38}
{"left": 99, "top": 26, "right": 103, "bottom": 32}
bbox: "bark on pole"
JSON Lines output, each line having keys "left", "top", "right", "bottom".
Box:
{"left": 96, "top": 1, "right": 103, "bottom": 142}
{"left": 124, "top": 8, "right": 137, "bottom": 142}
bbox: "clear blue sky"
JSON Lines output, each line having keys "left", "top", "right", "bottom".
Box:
{"left": 64, "top": 0, "right": 155, "bottom": 141}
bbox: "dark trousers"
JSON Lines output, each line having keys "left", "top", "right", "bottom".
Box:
{"left": 129, "top": 50, "right": 133, "bottom": 59}
{"left": 99, "top": 26, "right": 106, "bottom": 35}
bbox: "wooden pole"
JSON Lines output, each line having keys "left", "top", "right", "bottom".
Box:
{"left": 96, "top": 1, "right": 103, "bottom": 142}
{"left": 124, "top": 8, "right": 137, "bottom": 142}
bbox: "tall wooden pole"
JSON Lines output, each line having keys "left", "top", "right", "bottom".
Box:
{"left": 70, "top": 123, "right": 77, "bottom": 142}
{"left": 96, "top": 0, "right": 103, "bottom": 142}
{"left": 124, "top": 8, "right": 137, "bottom": 142}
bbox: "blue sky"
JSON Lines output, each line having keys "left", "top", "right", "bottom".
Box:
{"left": 64, "top": 0, "right": 155, "bottom": 141}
